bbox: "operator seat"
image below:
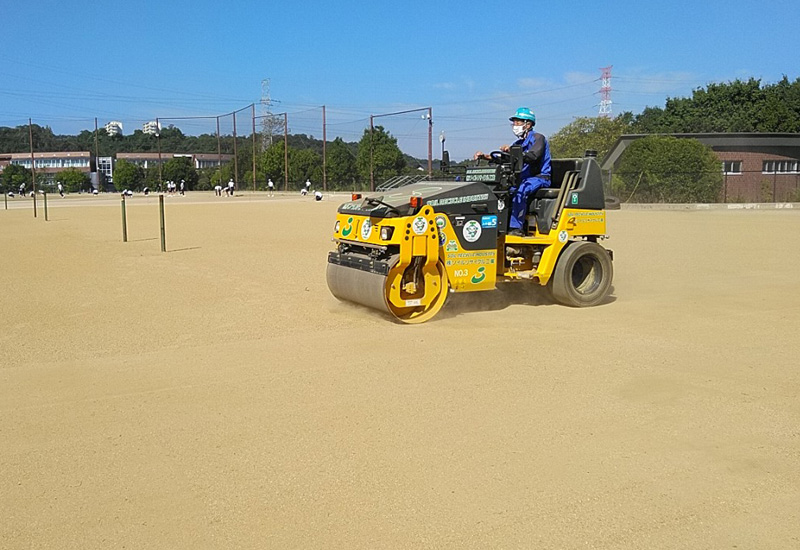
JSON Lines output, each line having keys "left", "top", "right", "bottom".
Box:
{"left": 528, "top": 159, "right": 581, "bottom": 234}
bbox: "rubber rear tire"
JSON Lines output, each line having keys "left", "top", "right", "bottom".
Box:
{"left": 550, "top": 241, "right": 613, "bottom": 307}
{"left": 605, "top": 195, "right": 621, "bottom": 210}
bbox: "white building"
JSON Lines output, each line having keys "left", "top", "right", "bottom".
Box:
{"left": 105, "top": 121, "right": 123, "bottom": 136}
{"left": 142, "top": 121, "right": 161, "bottom": 135}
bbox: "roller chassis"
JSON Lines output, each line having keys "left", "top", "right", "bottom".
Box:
{"left": 326, "top": 149, "right": 613, "bottom": 323}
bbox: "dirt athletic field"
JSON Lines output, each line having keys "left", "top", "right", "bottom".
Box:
{"left": 2, "top": 192, "right": 799, "bottom": 549}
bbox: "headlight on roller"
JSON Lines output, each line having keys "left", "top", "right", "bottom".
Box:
{"left": 334, "top": 220, "right": 340, "bottom": 233}
{"left": 380, "top": 226, "right": 394, "bottom": 240}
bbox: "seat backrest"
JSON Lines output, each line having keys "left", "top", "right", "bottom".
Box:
{"left": 550, "top": 159, "right": 580, "bottom": 189}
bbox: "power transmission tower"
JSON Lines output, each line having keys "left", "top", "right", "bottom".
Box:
{"left": 599, "top": 66, "right": 612, "bottom": 118}
{"left": 260, "top": 79, "right": 282, "bottom": 150}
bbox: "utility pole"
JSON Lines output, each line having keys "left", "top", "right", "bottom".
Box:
{"left": 369, "top": 115, "right": 374, "bottom": 191}
{"left": 427, "top": 107, "right": 433, "bottom": 178}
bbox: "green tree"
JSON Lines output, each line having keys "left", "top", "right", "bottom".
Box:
{"left": 57, "top": 168, "right": 90, "bottom": 193}
{"left": 289, "top": 149, "right": 322, "bottom": 187}
{"left": 613, "top": 136, "right": 723, "bottom": 203}
{"left": 633, "top": 77, "right": 800, "bottom": 134}
{"left": 0, "top": 163, "right": 31, "bottom": 193}
{"left": 162, "top": 157, "right": 199, "bottom": 190}
{"left": 260, "top": 141, "right": 289, "bottom": 188}
{"left": 549, "top": 115, "right": 634, "bottom": 160}
{"left": 326, "top": 137, "right": 357, "bottom": 189}
{"left": 355, "top": 125, "right": 405, "bottom": 187}
{"left": 112, "top": 159, "right": 145, "bottom": 191}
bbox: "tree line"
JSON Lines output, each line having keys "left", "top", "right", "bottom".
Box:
{"left": 548, "top": 76, "right": 800, "bottom": 202}
{"left": 0, "top": 123, "right": 426, "bottom": 192}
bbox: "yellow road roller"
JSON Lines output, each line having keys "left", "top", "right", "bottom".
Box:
{"left": 326, "top": 148, "right": 613, "bottom": 323}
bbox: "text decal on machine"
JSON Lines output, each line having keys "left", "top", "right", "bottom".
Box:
{"left": 427, "top": 193, "right": 489, "bottom": 207}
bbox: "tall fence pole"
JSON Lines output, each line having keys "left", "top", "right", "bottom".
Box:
{"left": 252, "top": 104, "right": 257, "bottom": 193}
{"left": 232, "top": 112, "right": 238, "bottom": 186}
{"left": 29, "top": 119, "right": 37, "bottom": 193}
{"left": 43, "top": 192, "right": 48, "bottom": 221}
{"left": 159, "top": 194, "right": 166, "bottom": 252}
{"left": 322, "top": 105, "right": 327, "bottom": 192}
{"left": 283, "top": 113, "right": 289, "bottom": 191}
{"left": 121, "top": 195, "right": 128, "bottom": 242}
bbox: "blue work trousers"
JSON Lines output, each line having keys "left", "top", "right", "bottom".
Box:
{"left": 509, "top": 176, "right": 549, "bottom": 230}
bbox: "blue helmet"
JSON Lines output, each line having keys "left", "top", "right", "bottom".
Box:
{"left": 509, "top": 107, "right": 536, "bottom": 125}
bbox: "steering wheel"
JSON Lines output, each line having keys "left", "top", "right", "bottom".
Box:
{"left": 489, "top": 150, "right": 510, "bottom": 163}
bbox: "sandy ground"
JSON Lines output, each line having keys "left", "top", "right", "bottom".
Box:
{"left": 1, "top": 192, "right": 799, "bottom": 549}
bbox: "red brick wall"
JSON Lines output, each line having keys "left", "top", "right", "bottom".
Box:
{"left": 716, "top": 151, "right": 800, "bottom": 202}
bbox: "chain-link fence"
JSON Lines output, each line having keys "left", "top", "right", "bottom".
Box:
{"left": 605, "top": 170, "right": 800, "bottom": 203}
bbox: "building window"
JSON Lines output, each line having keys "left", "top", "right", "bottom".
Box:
{"left": 722, "top": 161, "right": 742, "bottom": 174}
{"left": 764, "top": 160, "right": 800, "bottom": 174}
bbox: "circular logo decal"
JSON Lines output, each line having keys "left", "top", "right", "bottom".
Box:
{"left": 412, "top": 216, "right": 428, "bottom": 235}
{"left": 558, "top": 230, "right": 568, "bottom": 243}
{"left": 361, "top": 219, "right": 372, "bottom": 240}
{"left": 463, "top": 220, "right": 482, "bottom": 243}
{"left": 435, "top": 215, "right": 447, "bottom": 229}
{"left": 438, "top": 229, "right": 446, "bottom": 246}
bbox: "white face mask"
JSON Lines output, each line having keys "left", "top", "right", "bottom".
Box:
{"left": 512, "top": 124, "right": 527, "bottom": 138}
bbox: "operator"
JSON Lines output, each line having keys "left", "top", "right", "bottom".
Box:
{"left": 474, "top": 107, "right": 551, "bottom": 236}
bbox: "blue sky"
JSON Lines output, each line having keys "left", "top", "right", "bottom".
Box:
{"left": 1, "top": 0, "right": 797, "bottom": 160}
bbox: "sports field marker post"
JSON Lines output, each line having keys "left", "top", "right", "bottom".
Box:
{"left": 121, "top": 195, "right": 128, "bottom": 242}
{"left": 43, "top": 192, "right": 48, "bottom": 221}
{"left": 159, "top": 194, "right": 166, "bottom": 252}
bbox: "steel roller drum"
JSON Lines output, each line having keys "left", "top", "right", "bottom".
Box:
{"left": 326, "top": 261, "right": 392, "bottom": 314}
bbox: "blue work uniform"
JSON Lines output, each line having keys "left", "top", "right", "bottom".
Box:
{"left": 509, "top": 131, "right": 551, "bottom": 230}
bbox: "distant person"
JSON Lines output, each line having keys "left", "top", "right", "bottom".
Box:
{"left": 227, "top": 178, "right": 234, "bottom": 197}
{"left": 267, "top": 178, "right": 274, "bottom": 196}
{"left": 180, "top": 180, "right": 185, "bottom": 195}
{"left": 143, "top": 187, "right": 150, "bottom": 196}
{"left": 122, "top": 189, "right": 133, "bottom": 197}
{"left": 19, "top": 182, "right": 25, "bottom": 196}
{"left": 57, "top": 181, "right": 64, "bottom": 197}
{"left": 305, "top": 179, "right": 312, "bottom": 192}
{"left": 314, "top": 190, "right": 323, "bottom": 201}
{"left": 214, "top": 184, "right": 222, "bottom": 197}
